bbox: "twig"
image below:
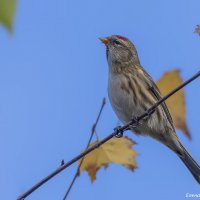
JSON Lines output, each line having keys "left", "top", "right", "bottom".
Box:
{"left": 17, "top": 71, "right": 200, "bottom": 200}
{"left": 63, "top": 98, "right": 106, "bottom": 200}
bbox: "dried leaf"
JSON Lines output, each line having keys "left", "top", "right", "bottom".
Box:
{"left": 79, "top": 137, "right": 137, "bottom": 182}
{"left": 0, "top": 0, "right": 16, "bottom": 32}
{"left": 194, "top": 25, "right": 200, "bottom": 36}
{"left": 156, "top": 70, "right": 191, "bottom": 139}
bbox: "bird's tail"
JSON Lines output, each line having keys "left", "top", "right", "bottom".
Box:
{"left": 178, "top": 144, "right": 200, "bottom": 184}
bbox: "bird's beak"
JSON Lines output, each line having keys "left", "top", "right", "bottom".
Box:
{"left": 99, "top": 37, "right": 109, "bottom": 45}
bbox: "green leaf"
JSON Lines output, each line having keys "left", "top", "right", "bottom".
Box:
{"left": 0, "top": 0, "right": 16, "bottom": 32}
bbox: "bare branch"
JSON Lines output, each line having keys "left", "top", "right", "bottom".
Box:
{"left": 63, "top": 98, "right": 106, "bottom": 200}
{"left": 17, "top": 71, "right": 200, "bottom": 200}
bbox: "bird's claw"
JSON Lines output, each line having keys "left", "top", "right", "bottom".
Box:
{"left": 114, "top": 126, "right": 124, "bottom": 138}
{"left": 143, "top": 108, "right": 155, "bottom": 120}
{"left": 147, "top": 107, "right": 155, "bottom": 116}
{"left": 129, "top": 116, "right": 142, "bottom": 129}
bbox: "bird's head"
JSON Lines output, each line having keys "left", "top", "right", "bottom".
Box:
{"left": 99, "top": 35, "right": 140, "bottom": 68}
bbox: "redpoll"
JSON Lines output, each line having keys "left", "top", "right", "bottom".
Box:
{"left": 100, "top": 35, "right": 200, "bottom": 183}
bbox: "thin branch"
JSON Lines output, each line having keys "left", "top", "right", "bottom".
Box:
{"left": 17, "top": 71, "right": 200, "bottom": 200}
{"left": 63, "top": 98, "right": 106, "bottom": 200}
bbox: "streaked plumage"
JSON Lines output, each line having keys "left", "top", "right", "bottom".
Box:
{"left": 100, "top": 35, "right": 200, "bottom": 183}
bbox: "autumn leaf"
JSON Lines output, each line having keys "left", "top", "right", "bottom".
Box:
{"left": 0, "top": 0, "right": 16, "bottom": 32}
{"left": 79, "top": 137, "right": 137, "bottom": 182}
{"left": 156, "top": 70, "right": 191, "bottom": 139}
{"left": 194, "top": 25, "right": 200, "bottom": 36}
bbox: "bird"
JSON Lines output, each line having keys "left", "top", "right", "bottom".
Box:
{"left": 99, "top": 35, "right": 200, "bottom": 183}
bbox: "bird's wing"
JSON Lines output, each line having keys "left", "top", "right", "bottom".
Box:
{"left": 139, "top": 66, "right": 175, "bottom": 132}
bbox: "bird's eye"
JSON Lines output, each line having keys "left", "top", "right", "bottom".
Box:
{"left": 110, "top": 39, "right": 121, "bottom": 46}
{"left": 113, "top": 40, "right": 121, "bottom": 45}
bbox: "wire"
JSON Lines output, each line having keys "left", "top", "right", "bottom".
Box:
{"left": 17, "top": 71, "right": 200, "bottom": 200}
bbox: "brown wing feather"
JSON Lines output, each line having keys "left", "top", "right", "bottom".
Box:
{"left": 138, "top": 66, "right": 175, "bottom": 132}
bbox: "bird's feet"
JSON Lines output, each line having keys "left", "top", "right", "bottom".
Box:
{"left": 114, "top": 126, "right": 124, "bottom": 138}
{"left": 129, "top": 116, "right": 142, "bottom": 129}
{"left": 143, "top": 107, "right": 155, "bottom": 120}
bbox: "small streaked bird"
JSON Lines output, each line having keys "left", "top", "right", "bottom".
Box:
{"left": 100, "top": 35, "right": 200, "bottom": 183}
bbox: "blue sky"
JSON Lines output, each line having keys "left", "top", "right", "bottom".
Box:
{"left": 0, "top": 0, "right": 200, "bottom": 199}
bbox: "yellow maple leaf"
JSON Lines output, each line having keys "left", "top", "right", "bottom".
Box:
{"left": 79, "top": 137, "right": 137, "bottom": 182}
{"left": 156, "top": 70, "right": 191, "bottom": 139}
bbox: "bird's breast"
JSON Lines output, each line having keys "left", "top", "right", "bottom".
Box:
{"left": 108, "top": 73, "right": 143, "bottom": 124}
